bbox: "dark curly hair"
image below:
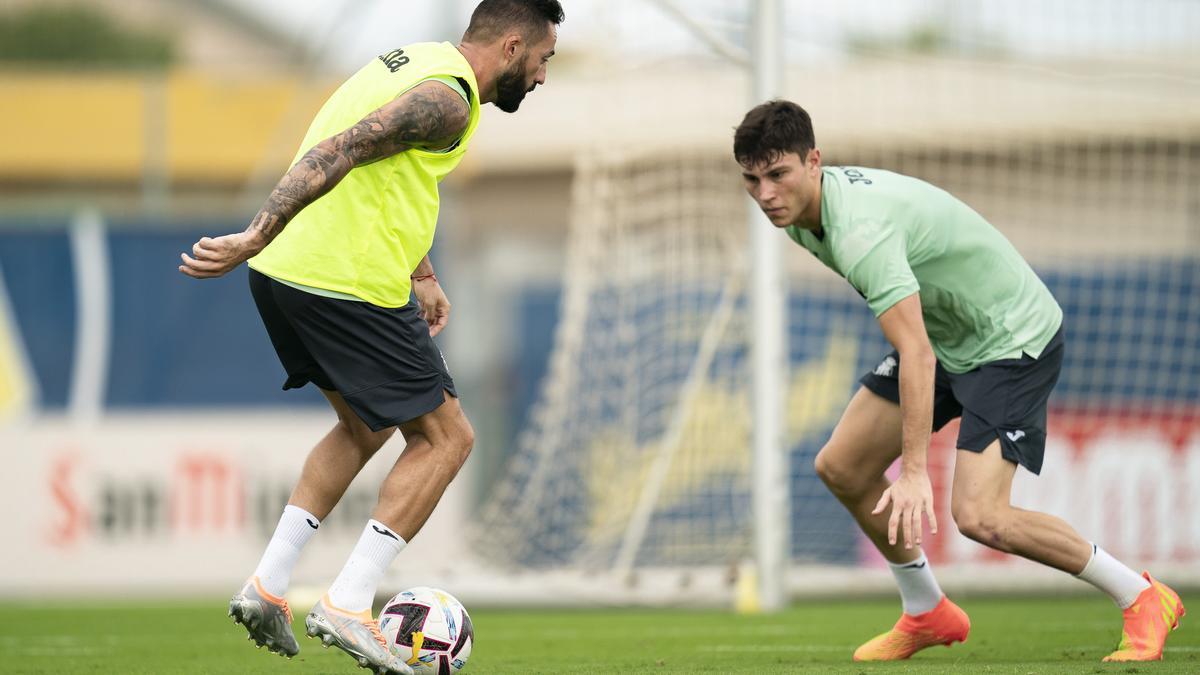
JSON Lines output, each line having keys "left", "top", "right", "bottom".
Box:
{"left": 733, "top": 100, "right": 815, "bottom": 167}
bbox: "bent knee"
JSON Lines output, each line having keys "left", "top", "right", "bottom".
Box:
{"left": 423, "top": 414, "right": 474, "bottom": 470}
{"left": 814, "top": 447, "right": 871, "bottom": 497}
{"left": 951, "top": 500, "right": 1005, "bottom": 545}
{"left": 451, "top": 418, "right": 475, "bottom": 465}
{"left": 336, "top": 414, "right": 395, "bottom": 453}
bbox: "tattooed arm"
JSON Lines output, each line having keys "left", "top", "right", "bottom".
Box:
{"left": 179, "top": 81, "right": 470, "bottom": 279}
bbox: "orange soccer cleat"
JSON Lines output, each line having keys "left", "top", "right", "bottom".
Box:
{"left": 305, "top": 595, "right": 412, "bottom": 674}
{"left": 229, "top": 576, "right": 299, "bottom": 657}
{"left": 1103, "top": 572, "right": 1186, "bottom": 662}
{"left": 853, "top": 596, "right": 970, "bottom": 661}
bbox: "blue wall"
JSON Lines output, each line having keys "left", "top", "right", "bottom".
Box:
{"left": 7, "top": 223, "right": 1193, "bottom": 413}
{"left": 0, "top": 224, "right": 323, "bottom": 409}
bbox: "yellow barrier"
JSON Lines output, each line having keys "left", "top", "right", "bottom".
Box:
{"left": 0, "top": 69, "right": 335, "bottom": 184}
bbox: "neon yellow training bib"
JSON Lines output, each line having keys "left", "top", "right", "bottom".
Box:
{"left": 249, "top": 42, "right": 481, "bottom": 307}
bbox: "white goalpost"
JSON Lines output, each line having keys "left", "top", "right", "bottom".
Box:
{"left": 746, "top": 0, "right": 788, "bottom": 614}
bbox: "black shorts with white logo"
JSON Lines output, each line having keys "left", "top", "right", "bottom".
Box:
{"left": 249, "top": 269, "right": 457, "bottom": 431}
{"left": 858, "top": 326, "right": 1064, "bottom": 474}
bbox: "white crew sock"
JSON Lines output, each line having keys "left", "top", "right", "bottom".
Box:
{"left": 1075, "top": 543, "right": 1150, "bottom": 609}
{"left": 888, "top": 553, "right": 943, "bottom": 615}
{"left": 252, "top": 504, "right": 322, "bottom": 597}
{"left": 326, "top": 519, "right": 407, "bottom": 613}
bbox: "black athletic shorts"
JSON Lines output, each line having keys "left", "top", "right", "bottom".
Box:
{"left": 249, "top": 269, "right": 457, "bottom": 431}
{"left": 858, "top": 326, "right": 1064, "bottom": 474}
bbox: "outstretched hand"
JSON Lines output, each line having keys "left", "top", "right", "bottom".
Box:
{"left": 412, "top": 276, "right": 450, "bottom": 336}
{"left": 873, "top": 471, "right": 938, "bottom": 549}
{"left": 179, "top": 231, "right": 264, "bottom": 279}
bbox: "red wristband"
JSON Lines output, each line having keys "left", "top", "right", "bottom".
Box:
{"left": 411, "top": 273, "right": 437, "bottom": 282}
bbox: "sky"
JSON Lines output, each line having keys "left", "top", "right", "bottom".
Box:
{"left": 228, "top": 0, "right": 1200, "bottom": 74}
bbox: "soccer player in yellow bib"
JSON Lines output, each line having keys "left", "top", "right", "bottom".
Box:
{"left": 179, "top": 2, "right": 563, "bottom": 672}
{"left": 735, "top": 101, "right": 1185, "bottom": 664}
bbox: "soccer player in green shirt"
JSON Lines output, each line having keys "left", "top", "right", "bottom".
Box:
{"left": 734, "top": 100, "right": 1185, "bottom": 663}
{"left": 179, "top": 2, "right": 563, "bottom": 672}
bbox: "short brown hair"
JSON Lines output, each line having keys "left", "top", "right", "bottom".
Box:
{"left": 463, "top": 0, "right": 565, "bottom": 44}
{"left": 733, "top": 100, "right": 815, "bottom": 167}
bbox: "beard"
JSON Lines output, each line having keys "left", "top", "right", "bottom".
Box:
{"left": 494, "top": 61, "right": 531, "bottom": 113}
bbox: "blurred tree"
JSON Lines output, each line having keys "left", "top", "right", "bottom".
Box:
{"left": 847, "top": 21, "right": 1008, "bottom": 59}
{"left": 0, "top": 4, "right": 175, "bottom": 68}
{"left": 848, "top": 22, "right": 951, "bottom": 56}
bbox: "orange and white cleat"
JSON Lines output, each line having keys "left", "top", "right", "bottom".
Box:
{"left": 229, "top": 576, "right": 300, "bottom": 657}
{"left": 305, "top": 595, "right": 412, "bottom": 675}
{"left": 1103, "top": 572, "right": 1185, "bottom": 662}
{"left": 853, "top": 596, "right": 970, "bottom": 661}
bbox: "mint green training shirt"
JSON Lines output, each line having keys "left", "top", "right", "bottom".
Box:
{"left": 786, "top": 166, "right": 1063, "bottom": 373}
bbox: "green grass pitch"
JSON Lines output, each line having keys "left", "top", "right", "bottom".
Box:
{"left": 0, "top": 595, "right": 1194, "bottom": 673}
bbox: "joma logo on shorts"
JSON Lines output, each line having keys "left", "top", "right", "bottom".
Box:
{"left": 1006, "top": 430, "right": 1026, "bottom": 442}
{"left": 874, "top": 356, "right": 897, "bottom": 377}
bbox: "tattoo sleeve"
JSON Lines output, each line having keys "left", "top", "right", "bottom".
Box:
{"left": 245, "top": 81, "right": 470, "bottom": 244}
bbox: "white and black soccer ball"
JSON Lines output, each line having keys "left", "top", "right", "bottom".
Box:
{"left": 379, "top": 586, "right": 473, "bottom": 674}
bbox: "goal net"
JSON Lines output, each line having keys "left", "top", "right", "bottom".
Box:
{"left": 474, "top": 150, "right": 760, "bottom": 575}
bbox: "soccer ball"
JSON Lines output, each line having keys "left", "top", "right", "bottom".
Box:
{"left": 379, "top": 586, "right": 473, "bottom": 673}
